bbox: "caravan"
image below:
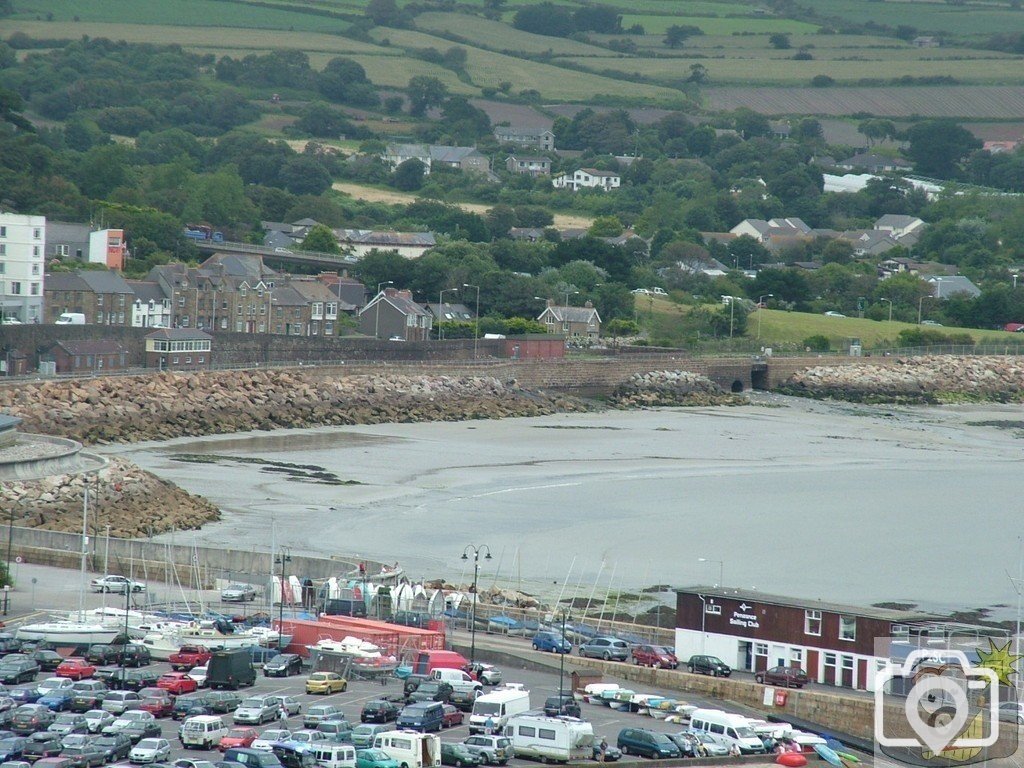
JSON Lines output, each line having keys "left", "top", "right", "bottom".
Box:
{"left": 504, "top": 715, "right": 593, "bottom": 763}
{"left": 689, "top": 709, "right": 766, "bottom": 755}
{"left": 372, "top": 731, "right": 440, "bottom": 768}
{"left": 469, "top": 687, "right": 530, "bottom": 735}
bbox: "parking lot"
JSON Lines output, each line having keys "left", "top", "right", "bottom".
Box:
{"left": 1, "top": 647, "right": 776, "bottom": 767}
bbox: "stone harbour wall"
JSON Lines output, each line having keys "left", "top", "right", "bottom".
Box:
{"left": 782, "top": 355, "right": 1024, "bottom": 402}
{"left": 0, "top": 455, "right": 220, "bottom": 538}
{"left": 610, "top": 370, "right": 745, "bottom": 407}
{"left": 0, "top": 368, "right": 590, "bottom": 445}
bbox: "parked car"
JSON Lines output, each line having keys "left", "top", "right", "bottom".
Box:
{"left": 69, "top": 682, "right": 107, "bottom": 713}
{"left": 461, "top": 736, "right": 512, "bottom": 766}
{"left": 754, "top": 666, "right": 809, "bottom": 688}
{"left": 31, "top": 653, "right": 64, "bottom": 674}
{"left": 205, "top": 692, "right": 242, "bottom": 715}
{"left": 129, "top": 738, "right": 171, "bottom": 764}
{"left": 46, "top": 715, "right": 87, "bottom": 737}
{"left": 0, "top": 660, "right": 39, "bottom": 685}
{"left": 232, "top": 698, "right": 280, "bottom": 726}
{"left": 998, "top": 701, "right": 1024, "bottom": 724}
{"left": 315, "top": 718, "right": 352, "bottom": 743}
{"left": 169, "top": 647, "right": 211, "bottom": 673}
{"left": 464, "top": 664, "right": 501, "bottom": 687}
{"left": 303, "top": 706, "right": 343, "bottom": 730}
{"left": 89, "top": 576, "right": 145, "bottom": 594}
{"left": 249, "top": 730, "right": 291, "bottom": 752}
{"left": 157, "top": 673, "right": 197, "bottom": 697}
{"left": 593, "top": 743, "right": 622, "bottom": 762}
{"left": 21, "top": 732, "right": 63, "bottom": 759}
{"left": 266, "top": 697, "right": 301, "bottom": 717}
{"left": 82, "top": 711, "right": 113, "bottom": 734}
{"left": 218, "top": 729, "right": 258, "bottom": 752}
{"left": 287, "top": 731, "right": 328, "bottom": 747}
{"left": 407, "top": 682, "right": 451, "bottom": 705}
{"left": 359, "top": 701, "right": 399, "bottom": 724}
{"left": 58, "top": 743, "right": 106, "bottom": 768}
{"left": 0, "top": 636, "right": 21, "bottom": 656}
{"left": 616, "top": 728, "right": 680, "bottom": 759}
{"left": 221, "top": 747, "right": 283, "bottom": 768}
{"left": 687, "top": 655, "right": 731, "bottom": 677}
{"left": 440, "top": 706, "right": 462, "bottom": 729}
{"left": 687, "top": 732, "right": 728, "bottom": 757}
{"left": 631, "top": 645, "right": 678, "bottom": 669}
{"left": 220, "top": 586, "right": 257, "bottom": 603}
{"left": 187, "top": 666, "right": 209, "bottom": 689}
{"left": 137, "top": 696, "right": 173, "bottom": 719}
{"left": 104, "top": 711, "right": 159, "bottom": 743}
{"left": 54, "top": 661, "right": 94, "bottom": 683}
{"left": 350, "top": 725, "right": 390, "bottom": 750}
{"left": 0, "top": 738, "right": 25, "bottom": 762}
{"left": 113, "top": 646, "right": 151, "bottom": 669}
{"left": 530, "top": 632, "right": 571, "bottom": 654}
{"left": 577, "top": 637, "right": 630, "bottom": 662}
{"left": 262, "top": 656, "right": 301, "bottom": 679}
{"left": 101, "top": 692, "right": 141, "bottom": 716}
{"left": 354, "top": 750, "right": 397, "bottom": 768}
{"left": 83, "top": 647, "right": 119, "bottom": 667}
{"left": 542, "top": 695, "right": 580, "bottom": 719}
{"left": 305, "top": 674, "right": 346, "bottom": 696}
{"left": 37, "top": 692, "right": 73, "bottom": 713}
{"left": 91, "top": 733, "right": 132, "bottom": 763}
{"left": 121, "top": 671, "right": 160, "bottom": 693}
{"left": 440, "top": 743, "right": 480, "bottom": 768}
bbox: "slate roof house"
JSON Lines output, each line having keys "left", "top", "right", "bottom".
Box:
{"left": 358, "top": 288, "right": 434, "bottom": 341}
{"left": 537, "top": 300, "right": 601, "bottom": 339}
{"left": 381, "top": 144, "right": 490, "bottom": 175}
{"left": 506, "top": 155, "right": 552, "bottom": 176}
{"left": 44, "top": 340, "right": 128, "bottom": 374}
{"left": 927, "top": 275, "right": 981, "bottom": 299}
{"left": 836, "top": 153, "right": 912, "bottom": 173}
{"left": 494, "top": 126, "right": 555, "bottom": 151}
{"left": 44, "top": 270, "right": 135, "bottom": 326}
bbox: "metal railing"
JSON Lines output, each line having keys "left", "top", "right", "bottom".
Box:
{"left": 194, "top": 240, "right": 359, "bottom": 266}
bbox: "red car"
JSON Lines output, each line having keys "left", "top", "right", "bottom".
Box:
{"left": 441, "top": 704, "right": 463, "bottom": 728}
{"left": 138, "top": 694, "right": 174, "bottom": 718}
{"left": 157, "top": 672, "right": 198, "bottom": 696}
{"left": 218, "top": 728, "right": 258, "bottom": 751}
{"left": 168, "top": 645, "right": 211, "bottom": 671}
{"left": 631, "top": 645, "right": 679, "bottom": 670}
{"left": 755, "top": 665, "right": 810, "bottom": 689}
{"left": 55, "top": 658, "right": 96, "bottom": 680}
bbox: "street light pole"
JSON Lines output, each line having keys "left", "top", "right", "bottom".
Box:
{"left": 698, "top": 557, "right": 723, "bottom": 587}
{"left": 756, "top": 293, "right": 773, "bottom": 340}
{"left": 461, "top": 544, "right": 491, "bottom": 666}
{"left": 917, "top": 294, "right": 932, "bottom": 324}
{"left": 463, "top": 284, "right": 480, "bottom": 359}
{"left": 275, "top": 548, "right": 291, "bottom": 648}
{"left": 881, "top": 297, "right": 893, "bottom": 323}
{"left": 558, "top": 609, "right": 568, "bottom": 699}
{"left": 438, "top": 288, "right": 458, "bottom": 341}
{"left": 374, "top": 281, "right": 393, "bottom": 339}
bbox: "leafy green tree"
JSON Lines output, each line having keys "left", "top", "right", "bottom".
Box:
{"left": 486, "top": 205, "right": 516, "bottom": 238}
{"left": 589, "top": 216, "right": 624, "bottom": 237}
{"left": 769, "top": 33, "right": 791, "bottom": 49}
{"left": 513, "top": 2, "right": 576, "bottom": 36}
{"left": 182, "top": 166, "right": 256, "bottom": 226}
{"left": 857, "top": 119, "right": 897, "bottom": 147}
{"left": 407, "top": 76, "right": 448, "bottom": 117}
{"left": 803, "top": 334, "right": 830, "bottom": 351}
{"left": 606, "top": 318, "right": 641, "bottom": 337}
{"left": 317, "top": 58, "right": 377, "bottom": 106}
{"left": 904, "top": 120, "right": 981, "bottom": 178}
{"left": 355, "top": 249, "right": 416, "bottom": 291}
{"left": 279, "top": 155, "right": 333, "bottom": 196}
{"left": 76, "top": 144, "right": 132, "bottom": 198}
{"left": 367, "top": 0, "right": 403, "bottom": 26}
{"left": 301, "top": 224, "right": 340, "bottom": 253}
{"left": 749, "top": 268, "right": 812, "bottom": 308}
{"left": 664, "top": 24, "right": 703, "bottom": 48}
{"left": 573, "top": 5, "right": 621, "bottom": 33}
{"left": 392, "top": 158, "right": 426, "bottom": 191}
{"left": 727, "top": 235, "right": 770, "bottom": 269}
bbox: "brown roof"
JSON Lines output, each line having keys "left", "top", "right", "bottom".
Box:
{"left": 52, "top": 340, "right": 128, "bottom": 356}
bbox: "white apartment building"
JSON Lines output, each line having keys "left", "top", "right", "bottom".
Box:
{"left": 0, "top": 213, "right": 46, "bottom": 324}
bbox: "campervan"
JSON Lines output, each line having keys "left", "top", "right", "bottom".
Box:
{"left": 371, "top": 731, "right": 440, "bottom": 768}
{"left": 504, "top": 715, "right": 593, "bottom": 763}
{"left": 469, "top": 687, "right": 530, "bottom": 735}
{"left": 689, "top": 709, "right": 766, "bottom": 755}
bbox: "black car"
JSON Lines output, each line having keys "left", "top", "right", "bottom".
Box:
{"left": 402, "top": 675, "right": 429, "bottom": 698}
{"left": 361, "top": 700, "right": 400, "bottom": 724}
{"left": 58, "top": 743, "right": 107, "bottom": 768}
{"left": 22, "top": 733, "right": 63, "bottom": 760}
{"left": 121, "top": 670, "right": 159, "bottom": 692}
{"left": 121, "top": 720, "right": 160, "bottom": 744}
{"left": 0, "top": 637, "right": 21, "bottom": 657}
{"left": 0, "top": 737, "right": 26, "bottom": 761}
{"left": 83, "top": 647, "right": 118, "bottom": 667}
{"left": 113, "top": 645, "right": 150, "bottom": 668}
{"left": 262, "top": 655, "right": 302, "bottom": 678}
{"left": 542, "top": 695, "right": 580, "bottom": 718}
{"left": 68, "top": 683, "right": 107, "bottom": 715}
{"left": 91, "top": 733, "right": 131, "bottom": 762}
{"left": 687, "top": 655, "right": 731, "bottom": 677}
{"left": 448, "top": 690, "right": 478, "bottom": 713}
{"left": 170, "top": 695, "right": 213, "bottom": 721}
{"left": 407, "top": 682, "right": 451, "bottom": 704}
{"left": 30, "top": 653, "right": 62, "bottom": 674}
{"left": 0, "top": 660, "right": 39, "bottom": 686}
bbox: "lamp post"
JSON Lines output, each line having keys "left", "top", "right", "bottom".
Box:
{"left": 1014, "top": 274, "right": 1019, "bottom": 289}
{"left": 917, "top": 294, "right": 933, "bottom": 325}
{"left": 275, "top": 548, "right": 292, "bottom": 647}
{"left": 374, "top": 281, "right": 393, "bottom": 339}
{"left": 880, "top": 297, "right": 893, "bottom": 323}
{"left": 462, "top": 284, "right": 480, "bottom": 359}
{"left": 564, "top": 290, "right": 579, "bottom": 307}
{"left": 461, "top": 544, "right": 491, "bottom": 666}
{"left": 698, "top": 557, "right": 723, "bottom": 587}
{"left": 438, "top": 288, "right": 458, "bottom": 341}
{"left": 756, "top": 293, "right": 773, "bottom": 340}
{"left": 556, "top": 608, "right": 569, "bottom": 699}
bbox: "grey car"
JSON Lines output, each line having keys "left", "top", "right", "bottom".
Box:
{"left": 220, "top": 585, "right": 257, "bottom": 603}
{"left": 578, "top": 637, "right": 630, "bottom": 662}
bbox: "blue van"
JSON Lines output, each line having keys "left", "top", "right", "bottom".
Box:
{"left": 531, "top": 632, "right": 571, "bottom": 654}
{"left": 396, "top": 702, "right": 444, "bottom": 733}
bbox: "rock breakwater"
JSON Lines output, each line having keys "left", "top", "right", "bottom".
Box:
{"left": 783, "top": 355, "right": 1024, "bottom": 402}
{"left": 0, "top": 369, "right": 590, "bottom": 445}
{"left": 610, "top": 370, "right": 745, "bottom": 407}
{"left": 0, "top": 456, "right": 219, "bottom": 537}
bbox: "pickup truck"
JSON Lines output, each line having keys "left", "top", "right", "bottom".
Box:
{"left": 169, "top": 646, "right": 211, "bottom": 672}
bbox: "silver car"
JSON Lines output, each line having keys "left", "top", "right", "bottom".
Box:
{"left": 578, "top": 637, "right": 630, "bottom": 661}
{"left": 220, "top": 584, "right": 257, "bottom": 602}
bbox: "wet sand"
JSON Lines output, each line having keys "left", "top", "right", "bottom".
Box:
{"left": 105, "top": 394, "right": 1023, "bottom": 616}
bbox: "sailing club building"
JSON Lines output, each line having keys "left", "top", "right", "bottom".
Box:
{"left": 674, "top": 586, "right": 955, "bottom": 692}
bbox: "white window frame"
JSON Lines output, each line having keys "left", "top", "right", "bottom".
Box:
{"left": 804, "top": 609, "right": 822, "bottom": 636}
{"left": 839, "top": 615, "right": 856, "bottom": 641}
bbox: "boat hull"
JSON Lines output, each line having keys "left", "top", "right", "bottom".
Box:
{"left": 15, "top": 623, "right": 121, "bottom": 645}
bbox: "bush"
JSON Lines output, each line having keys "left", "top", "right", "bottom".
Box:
{"left": 896, "top": 328, "right": 975, "bottom": 347}
{"left": 802, "top": 334, "right": 831, "bottom": 352}
{"left": 811, "top": 75, "right": 835, "bottom": 87}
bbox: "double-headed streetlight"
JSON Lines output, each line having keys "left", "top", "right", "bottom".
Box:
{"left": 462, "top": 284, "right": 480, "bottom": 359}
{"left": 461, "top": 545, "right": 491, "bottom": 666}
{"left": 374, "top": 281, "right": 393, "bottom": 338}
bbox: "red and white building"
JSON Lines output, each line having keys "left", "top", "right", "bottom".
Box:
{"left": 88, "top": 228, "right": 126, "bottom": 271}
{"left": 674, "top": 587, "right": 944, "bottom": 691}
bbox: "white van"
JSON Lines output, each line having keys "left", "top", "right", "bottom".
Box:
{"left": 179, "top": 714, "right": 228, "bottom": 749}
{"left": 372, "top": 731, "right": 440, "bottom": 768}
{"left": 505, "top": 714, "right": 593, "bottom": 763}
{"left": 689, "top": 709, "right": 766, "bottom": 755}
{"left": 312, "top": 743, "right": 356, "bottom": 768}
{"left": 55, "top": 312, "right": 85, "bottom": 325}
{"left": 469, "top": 687, "right": 530, "bottom": 734}
{"left": 430, "top": 668, "right": 481, "bottom": 692}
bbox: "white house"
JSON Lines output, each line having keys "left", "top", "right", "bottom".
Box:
{"left": 730, "top": 218, "right": 812, "bottom": 243}
{"left": 337, "top": 230, "right": 436, "bottom": 260}
{"left": 0, "top": 212, "right": 46, "bottom": 324}
{"left": 874, "top": 215, "right": 926, "bottom": 240}
{"left": 127, "top": 280, "right": 171, "bottom": 329}
{"left": 552, "top": 168, "right": 620, "bottom": 192}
